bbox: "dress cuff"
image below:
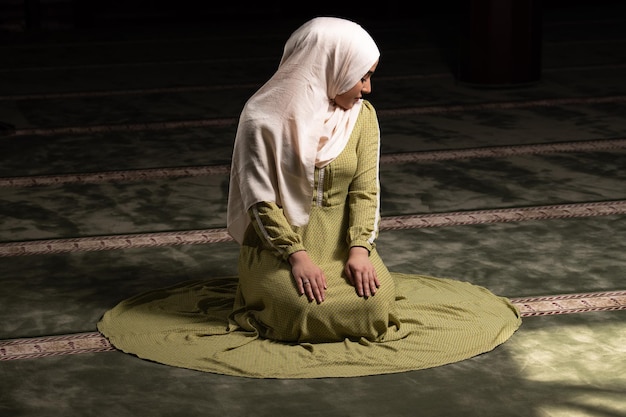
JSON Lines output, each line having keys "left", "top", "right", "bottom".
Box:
{"left": 283, "top": 243, "right": 308, "bottom": 261}
{"left": 349, "top": 241, "right": 374, "bottom": 254}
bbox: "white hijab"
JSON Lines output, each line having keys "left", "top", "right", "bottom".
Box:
{"left": 227, "top": 17, "right": 380, "bottom": 244}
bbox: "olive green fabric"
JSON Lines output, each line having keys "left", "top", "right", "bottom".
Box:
{"left": 98, "top": 102, "right": 521, "bottom": 378}
{"left": 229, "top": 101, "right": 395, "bottom": 343}
{"left": 97, "top": 273, "right": 520, "bottom": 378}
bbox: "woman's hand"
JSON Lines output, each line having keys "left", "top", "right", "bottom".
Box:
{"left": 344, "top": 246, "right": 380, "bottom": 297}
{"left": 289, "top": 251, "right": 327, "bottom": 303}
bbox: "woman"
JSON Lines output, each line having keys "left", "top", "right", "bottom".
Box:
{"left": 98, "top": 17, "right": 521, "bottom": 378}
{"left": 226, "top": 16, "right": 397, "bottom": 343}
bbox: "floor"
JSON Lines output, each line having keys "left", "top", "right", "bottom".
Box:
{"left": 1, "top": 2, "right": 625, "bottom": 416}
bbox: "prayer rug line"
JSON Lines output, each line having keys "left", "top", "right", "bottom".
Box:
{"left": 0, "top": 200, "right": 624, "bottom": 257}
{"left": 0, "top": 74, "right": 450, "bottom": 101}
{"left": 1, "top": 290, "right": 625, "bottom": 361}
{"left": 3, "top": 62, "right": 625, "bottom": 101}
{"left": 6, "top": 95, "right": 626, "bottom": 137}
{"left": 0, "top": 56, "right": 278, "bottom": 73}
{"left": 1, "top": 137, "right": 624, "bottom": 188}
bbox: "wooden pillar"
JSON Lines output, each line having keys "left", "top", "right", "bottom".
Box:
{"left": 457, "top": 0, "right": 543, "bottom": 87}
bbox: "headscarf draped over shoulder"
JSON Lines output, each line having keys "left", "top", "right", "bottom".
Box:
{"left": 227, "top": 17, "right": 380, "bottom": 243}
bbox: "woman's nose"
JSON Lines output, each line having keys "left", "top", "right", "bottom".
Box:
{"left": 362, "top": 79, "right": 372, "bottom": 94}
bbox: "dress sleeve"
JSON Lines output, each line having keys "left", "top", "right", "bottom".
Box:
{"left": 247, "top": 201, "right": 307, "bottom": 260}
{"left": 347, "top": 101, "right": 381, "bottom": 252}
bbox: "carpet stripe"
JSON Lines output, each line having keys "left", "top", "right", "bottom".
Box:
{"left": 0, "top": 228, "right": 233, "bottom": 257}
{"left": 511, "top": 290, "right": 626, "bottom": 316}
{"left": 0, "top": 56, "right": 277, "bottom": 73}
{"left": 379, "top": 200, "right": 626, "bottom": 231}
{"left": 1, "top": 138, "right": 624, "bottom": 187}
{"left": 376, "top": 95, "right": 626, "bottom": 118}
{"left": 6, "top": 95, "right": 626, "bottom": 137}
{"left": 0, "top": 332, "right": 115, "bottom": 360}
{"left": 0, "top": 74, "right": 448, "bottom": 101}
{"left": 11, "top": 117, "right": 235, "bottom": 137}
{"left": 0, "top": 165, "right": 232, "bottom": 187}
{"left": 1, "top": 290, "right": 624, "bottom": 361}
{"left": 3, "top": 63, "right": 625, "bottom": 101}
{"left": 0, "top": 201, "right": 624, "bottom": 257}
{"left": 0, "top": 84, "right": 261, "bottom": 101}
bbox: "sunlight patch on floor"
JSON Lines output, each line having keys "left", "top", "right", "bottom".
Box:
{"left": 507, "top": 320, "right": 626, "bottom": 416}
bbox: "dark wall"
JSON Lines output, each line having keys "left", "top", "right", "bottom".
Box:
{"left": 1, "top": 0, "right": 624, "bottom": 34}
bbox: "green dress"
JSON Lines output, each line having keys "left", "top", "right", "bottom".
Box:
{"left": 98, "top": 101, "right": 521, "bottom": 378}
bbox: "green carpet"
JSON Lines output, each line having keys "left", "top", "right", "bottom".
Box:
{"left": 1, "top": 2, "right": 625, "bottom": 416}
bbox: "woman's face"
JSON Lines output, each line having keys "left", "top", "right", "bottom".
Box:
{"left": 333, "top": 61, "right": 379, "bottom": 110}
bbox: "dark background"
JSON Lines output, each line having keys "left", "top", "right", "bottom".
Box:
{"left": 1, "top": 0, "right": 624, "bottom": 32}
{"left": 0, "top": 0, "right": 624, "bottom": 87}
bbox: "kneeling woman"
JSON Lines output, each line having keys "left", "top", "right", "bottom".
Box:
{"left": 98, "top": 16, "right": 521, "bottom": 379}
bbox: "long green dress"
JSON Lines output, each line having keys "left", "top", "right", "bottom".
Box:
{"left": 98, "top": 101, "right": 521, "bottom": 378}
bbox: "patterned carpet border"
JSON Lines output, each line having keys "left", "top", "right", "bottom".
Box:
{"left": 380, "top": 137, "right": 626, "bottom": 164}
{"left": 0, "top": 332, "right": 115, "bottom": 361}
{"left": 0, "top": 201, "right": 624, "bottom": 257}
{"left": 0, "top": 228, "right": 233, "bottom": 257}
{"left": 1, "top": 290, "right": 624, "bottom": 361}
{"left": 0, "top": 165, "right": 232, "bottom": 187}
{"left": 510, "top": 290, "right": 626, "bottom": 317}
{"left": 379, "top": 200, "right": 626, "bottom": 231}
{"left": 1, "top": 138, "right": 624, "bottom": 187}
{"left": 6, "top": 95, "right": 626, "bottom": 137}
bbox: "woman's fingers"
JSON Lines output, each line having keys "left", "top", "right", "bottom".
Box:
{"left": 345, "top": 263, "right": 379, "bottom": 297}
{"left": 344, "top": 247, "right": 379, "bottom": 298}
{"left": 301, "top": 276, "right": 325, "bottom": 303}
{"left": 351, "top": 270, "right": 379, "bottom": 297}
{"left": 290, "top": 251, "right": 326, "bottom": 303}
